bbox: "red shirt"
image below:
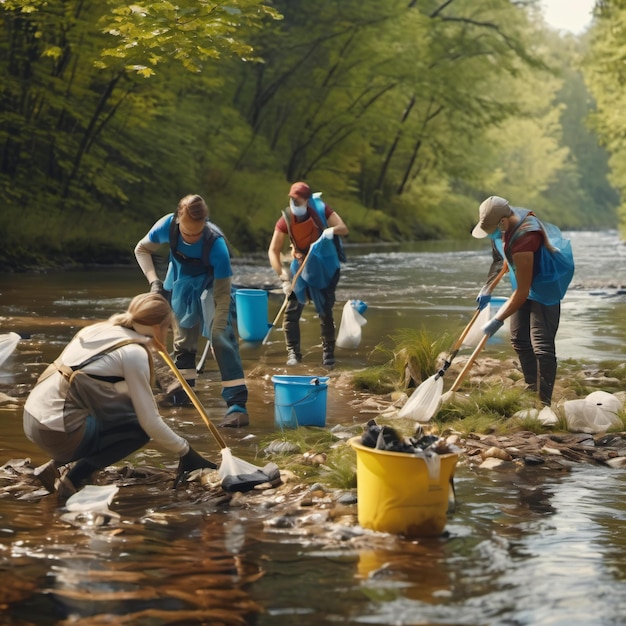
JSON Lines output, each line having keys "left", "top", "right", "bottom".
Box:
{"left": 506, "top": 230, "right": 543, "bottom": 255}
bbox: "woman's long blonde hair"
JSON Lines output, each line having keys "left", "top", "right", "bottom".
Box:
{"left": 109, "top": 293, "right": 172, "bottom": 329}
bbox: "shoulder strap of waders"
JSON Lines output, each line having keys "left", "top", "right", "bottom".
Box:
{"left": 36, "top": 339, "right": 154, "bottom": 386}
{"left": 169, "top": 218, "right": 230, "bottom": 267}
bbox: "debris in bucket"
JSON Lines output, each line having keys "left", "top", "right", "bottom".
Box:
{"left": 361, "top": 419, "right": 459, "bottom": 456}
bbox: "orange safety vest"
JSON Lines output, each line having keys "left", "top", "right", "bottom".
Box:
{"left": 285, "top": 209, "right": 323, "bottom": 256}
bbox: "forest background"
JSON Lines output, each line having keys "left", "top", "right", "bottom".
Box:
{"left": 1, "top": 0, "right": 625, "bottom": 271}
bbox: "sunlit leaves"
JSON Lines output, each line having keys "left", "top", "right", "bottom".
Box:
{"left": 99, "top": 0, "right": 280, "bottom": 75}
{"left": 584, "top": 1, "right": 626, "bottom": 235}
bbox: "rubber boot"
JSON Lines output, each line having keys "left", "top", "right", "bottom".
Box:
{"left": 320, "top": 315, "right": 336, "bottom": 368}
{"left": 220, "top": 404, "right": 250, "bottom": 428}
{"left": 322, "top": 341, "right": 335, "bottom": 368}
{"left": 284, "top": 302, "right": 302, "bottom": 365}
{"left": 165, "top": 350, "right": 196, "bottom": 406}
{"left": 164, "top": 379, "right": 194, "bottom": 407}
{"left": 220, "top": 385, "right": 250, "bottom": 428}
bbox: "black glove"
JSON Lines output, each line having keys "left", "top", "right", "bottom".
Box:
{"left": 173, "top": 446, "right": 217, "bottom": 488}
{"left": 150, "top": 279, "right": 166, "bottom": 298}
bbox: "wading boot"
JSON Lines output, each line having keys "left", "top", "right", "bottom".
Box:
{"left": 219, "top": 404, "right": 250, "bottom": 428}
{"left": 320, "top": 315, "right": 336, "bottom": 368}
{"left": 284, "top": 323, "right": 302, "bottom": 366}
{"left": 286, "top": 349, "right": 302, "bottom": 366}
{"left": 322, "top": 341, "right": 335, "bottom": 368}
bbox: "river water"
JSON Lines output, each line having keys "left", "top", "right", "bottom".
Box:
{"left": 1, "top": 230, "right": 625, "bottom": 625}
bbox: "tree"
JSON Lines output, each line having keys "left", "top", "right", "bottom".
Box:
{"left": 0, "top": 0, "right": 279, "bottom": 265}
{"left": 583, "top": 0, "right": 626, "bottom": 236}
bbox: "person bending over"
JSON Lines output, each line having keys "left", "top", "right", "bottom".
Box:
{"left": 24, "top": 293, "right": 216, "bottom": 499}
{"left": 135, "top": 194, "right": 249, "bottom": 428}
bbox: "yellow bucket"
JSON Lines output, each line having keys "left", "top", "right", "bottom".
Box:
{"left": 349, "top": 436, "right": 458, "bottom": 537}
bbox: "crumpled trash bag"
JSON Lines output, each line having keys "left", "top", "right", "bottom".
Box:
{"left": 564, "top": 391, "right": 623, "bottom": 434}
{"left": 65, "top": 484, "right": 119, "bottom": 512}
{"left": 361, "top": 419, "right": 437, "bottom": 454}
{"left": 221, "top": 462, "right": 281, "bottom": 493}
{"left": 359, "top": 419, "right": 446, "bottom": 482}
{"left": 336, "top": 300, "right": 368, "bottom": 349}
{"left": 0, "top": 332, "right": 20, "bottom": 368}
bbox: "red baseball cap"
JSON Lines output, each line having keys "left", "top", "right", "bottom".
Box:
{"left": 289, "top": 182, "right": 312, "bottom": 199}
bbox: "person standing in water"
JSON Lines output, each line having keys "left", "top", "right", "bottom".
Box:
{"left": 268, "top": 182, "right": 349, "bottom": 367}
{"left": 473, "top": 195, "right": 573, "bottom": 406}
{"left": 134, "top": 194, "right": 249, "bottom": 428}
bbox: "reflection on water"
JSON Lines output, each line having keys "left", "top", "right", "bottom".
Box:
{"left": 1, "top": 231, "right": 626, "bottom": 625}
{"left": 1, "top": 230, "right": 625, "bottom": 365}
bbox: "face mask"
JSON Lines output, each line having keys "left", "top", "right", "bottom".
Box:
{"left": 290, "top": 199, "right": 307, "bottom": 217}
{"left": 487, "top": 230, "right": 501, "bottom": 241}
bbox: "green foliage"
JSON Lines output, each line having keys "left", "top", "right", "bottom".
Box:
{"left": 0, "top": 0, "right": 621, "bottom": 269}
{"left": 470, "top": 386, "right": 529, "bottom": 416}
{"left": 349, "top": 327, "right": 453, "bottom": 395}
{"left": 376, "top": 328, "right": 452, "bottom": 387}
{"left": 350, "top": 366, "right": 399, "bottom": 395}
{"left": 433, "top": 386, "right": 535, "bottom": 435}
{"left": 601, "top": 361, "right": 626, "bottom": 384}
{"left": 583, "top": 2, "right": 626, "bottom": 236}
{"left": 258, "top": 427, "right": 357, "bottom": 489}
{"left": 99, "top": 1, "right": 281, "bottom": 74}
{"left": 512, "top": 410, "right": 567, "bottom": 434}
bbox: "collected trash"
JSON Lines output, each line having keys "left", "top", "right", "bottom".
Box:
{"left": 336, "top": 300, "right": 368, "bottom": 349}
{"left": 350, "top": 420, "right": 460, "bottom": 537}
{"left": 0, "top": 332, "right": 20, "bottom": 368}
{"left": 360, "top": 419, "right": 460, "bottom": 461}
{"left": 65, "top": 484, "right": 119, "bottom": 512}
{"left": 563, "top": 390, "right": 623, "bottom": 434}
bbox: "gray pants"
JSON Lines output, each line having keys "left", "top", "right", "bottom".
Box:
{"left": 509, "top": 299, "right": 560, "bottom": 405}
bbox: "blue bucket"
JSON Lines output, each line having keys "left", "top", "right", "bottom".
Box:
{"left": 235, "top": 289, "right": 269, "bottom": 342}
{"left": 271, "top": 375, "right": 329, "bottom": 429}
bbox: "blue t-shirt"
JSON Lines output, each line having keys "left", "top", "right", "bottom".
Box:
{"left": 148, "top": 213, "right": 232, "bottom": 279}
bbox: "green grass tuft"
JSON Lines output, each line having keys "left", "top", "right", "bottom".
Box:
{"left": 350, "top": 365, "right": 399, "bottom": 394}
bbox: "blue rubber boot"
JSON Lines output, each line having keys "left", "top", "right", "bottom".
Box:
{"left": 219, "top": 404, "right": 249, "bottom": 428}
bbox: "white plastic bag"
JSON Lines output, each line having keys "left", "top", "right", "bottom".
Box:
{"left": 564, "top": 391, "right": 623, "bottom": 434}
{"left": 0, "top": 332, "right": 20, "bottom": 368}
{"left": 66, "top": 484, "right": 119, "bottom": 512}
{"left": 336, "top": 300, "right": 367, "bottom": 349}
{"left": 462, "top": 298, "right": 509, "bottom": 348}
{"left": 397, "top": 374, "right": 443, "bottom": 422}
{"left": 461, "top": 307, "right": 491, "bottom": 348}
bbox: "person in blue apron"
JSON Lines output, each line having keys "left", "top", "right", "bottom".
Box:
{"left": 134, "top": 194, "right": 249, "bottom": 428}
{"left": 23, "top": 293, "right": 217, "bottom": 499}
{"left": 268, "top": 182, "right": 349, "bottom": 367}
{"left": 472, "top": 195, "right": 574, "bottom": 406}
